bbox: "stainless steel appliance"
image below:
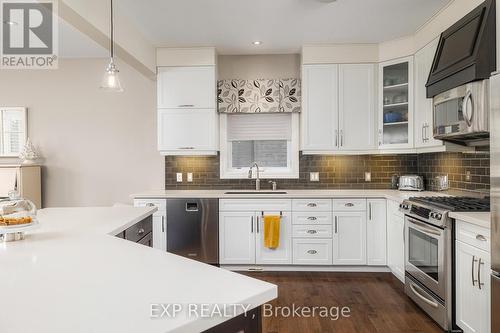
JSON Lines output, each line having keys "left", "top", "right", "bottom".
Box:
{"left": 490, "top": 72, "right": 500, "bottom": 333}
{"left": 400, "top": 196, "right": 490, "bottom": 331}
{"left": 167, "top": 199, "right": 219, "bottom": 265}
{"left": 432, "top": 79, "right": 490, "bottom": 145}
{"left": 398, "top": 175, "right": 424, "bottom": 191}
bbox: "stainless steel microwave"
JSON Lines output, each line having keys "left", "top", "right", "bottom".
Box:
{"left": 432, "top": 79, "right": 489, "bottom": 145}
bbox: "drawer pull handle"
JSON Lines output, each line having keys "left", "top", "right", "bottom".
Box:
{"left": 476, "top": 234, "right": 487, "bottom": 242}
{"left": 146, "top": 203, "right": 155, "bottom": 207}
{"left": 345, "top": 203, "right": 354, "bottom": 207}
{"left": 307, "top": 203, "right": 317, "bottom": 207}
{"left": 307, "top": 230, "right": 317, "bottom": 234}
{"left": 137, "top": 228, "right": 145, "bottom": 236}
{"left": 307, "top": 217, "right": 317, "bottom": 221}
{"left": 307, "top": 250, "right": 317, "bottom": 255}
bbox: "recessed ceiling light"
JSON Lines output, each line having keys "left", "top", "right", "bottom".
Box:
{"left": 252, "top": 41, "right": 262, "bottom": 46}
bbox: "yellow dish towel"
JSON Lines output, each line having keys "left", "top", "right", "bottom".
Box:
{"left": 263, "top": 215, "right": 281, "bottom": 249}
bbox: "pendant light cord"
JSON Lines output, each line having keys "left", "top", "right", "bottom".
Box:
{"left": 110, "top": 0, "right": 114, "bottom": 59}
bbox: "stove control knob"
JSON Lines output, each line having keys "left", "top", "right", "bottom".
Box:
{"left": 436, "top": 213, "right": 442, "bottom": 220}
{"left": 430, "top": 212, "right": 435, "bottom": 218}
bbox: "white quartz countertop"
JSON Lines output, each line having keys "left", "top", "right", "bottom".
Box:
{"left": 132, "top": 189, "right": 447, "bottom": 203}
{"left": 449, "top": 211, "right": 491, "bottom": 229}
{"left": 0, "top": 207, "right": 277, "bottom": 333}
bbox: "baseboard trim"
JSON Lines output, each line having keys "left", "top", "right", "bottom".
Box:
{"left": 220, "top": 265, "right": 392, "bottom": 272}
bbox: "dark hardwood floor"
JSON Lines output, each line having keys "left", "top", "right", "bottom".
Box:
{"left": 243, "top": 272, "right": 442, "bottom": 333}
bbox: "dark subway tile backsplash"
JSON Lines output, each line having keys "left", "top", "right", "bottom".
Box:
{"left": 165, "top": 151, "right": 490, "bottom": 193}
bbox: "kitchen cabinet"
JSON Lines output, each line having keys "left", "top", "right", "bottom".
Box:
{"left": 219, "top": 212, "right": 256, "bottom": 264}
{"left": 301, "top": 64, "right": 339, "bottom": 151}
{"left": 219, "top": 204, "right": 292, "bottom": 265}
{"left": 332, "top": 211, "right": 367, "bottom": 265}
{"left": 366, "top": 199, "right": 387, "bottom": 266}
{"left": 378, "top": 56, "right": 414, "bottom": 149}
{"left": 301, "top": 64, "right": 376, "bottom": 153}
{"left": 157, "top": 108, "right": 218, "bottom": 155}
{"left": 455, "top": 221, "right": 491, "bottom": 333}
{"left": 133, "top": 199, "right": 167, "bottom": 251}
{"left": 255, "top": 211, "right": 292, "bottom": 265}
{"left": 387, "top": 200, "right": 405, "bottom": 282}
{"left": 338, "top": 64, "right": 376, "bottom": 150}
{"left": 414, "top": 38, "right": 442, "bottom": 148}
{"left": 157, "top": 66, "right": 216, "bottom": 109}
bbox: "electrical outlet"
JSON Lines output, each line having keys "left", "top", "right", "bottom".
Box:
{"left": 187, "top": 173, "right": 193, "bottom": 182}
{"left": 465, "top": 170, "right": 471, "bottom": 181}
{"left": 310, "top": 172, "right": 320, "bottom": 182}
{"left": 365, "top": 172, "right": 371, "bottom": 182}
{"left": 176, "top": 173, "right": 183, "bottom": 182}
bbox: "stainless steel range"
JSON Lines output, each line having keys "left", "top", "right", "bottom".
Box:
{"left": 399, "top": 196, "right": 490, "bottom": 331}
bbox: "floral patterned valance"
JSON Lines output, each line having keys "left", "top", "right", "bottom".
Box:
{"left": 217, "top": 78, "right": 301, "bottom": 113}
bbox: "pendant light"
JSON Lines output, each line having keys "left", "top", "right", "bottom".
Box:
{"left": 100, "top": 0, "right": 123, "bottom": 92}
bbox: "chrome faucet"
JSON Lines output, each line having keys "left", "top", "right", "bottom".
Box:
{"left": 248, "top": 162, "right": 260, "bottom": 191}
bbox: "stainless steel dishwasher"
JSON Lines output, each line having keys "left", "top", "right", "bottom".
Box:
{"left": 166, "top": 199, "right": 218, "bottom": 265}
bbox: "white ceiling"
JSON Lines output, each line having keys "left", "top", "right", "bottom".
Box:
{"left": 117, "top": 0, "right": 452, "bottom": 55}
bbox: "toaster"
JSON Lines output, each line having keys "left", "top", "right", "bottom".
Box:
{"left": 398, "top": 175, "right": 424, "bottom": 191}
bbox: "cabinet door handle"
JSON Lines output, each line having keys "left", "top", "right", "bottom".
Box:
{"left": 161, "top": 216, "right": 165, "bottom": 233}
{"left": 476, "top": 234, "right": 487, "bottom": 242}
{"left": 251, "top": 216, "right": 254, "bottom": 233}
{"left": 178, "top": 147, "right": 195, "bottom": 150}
{"left": 340, "top": 130, "right": 344, "bottom": 147}
{"left": 378, "top": 129, "right": 382, "bottom": 146}
{"left": 335, "top": 216, "right": 338, "bottom": 234}
{"left": 478, "top": 258, "right": 484, "bottom": 289}
{"left": 307, "top": 250, "right": 317, "bottom": 255}
{"left": 256, "top": 216, "right": 260, "bottom": 233}
{"left": 335, "top": 129, "right": 338, "bottom": 147}
{"left": 472, "top": 255, "right": 478, "bottom": 286}
{"left": 178, "top": 104, "right": 195, "bottom": 108}
{"left": 306, "top": 230, "right": 317, "bottom": 234}
{"left": 369, "top": 203, "right": 372, "bottom": 220}
{"left": 421, "top": 124, "right": 426, "bottom": 143}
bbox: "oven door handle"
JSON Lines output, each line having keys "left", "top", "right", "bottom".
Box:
{"left": 409, "top": 283, "right": 439, "bottom": 309}
{"left": 407, "top": 218, "right": 442, "bottom": 237}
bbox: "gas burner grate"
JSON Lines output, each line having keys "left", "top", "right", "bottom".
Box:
{"left": 409, "top": 196, "right": 490, "bottom": 212}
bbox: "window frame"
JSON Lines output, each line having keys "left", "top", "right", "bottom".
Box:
{"left": 0, "top": 107, "right": 27, "bottom": 157}
{"left": 220, "top": 113, "right": 300, "bottom": 179}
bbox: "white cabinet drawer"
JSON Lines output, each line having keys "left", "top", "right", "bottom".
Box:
{"left": 292, "top": 212, "right": 333, "bottom": 225}
{"left": 292, "top": 199, "right": 332, "bottom": 212}
{"left": 219, "top": 199, "right": 292, "bottom": 212}
{"left": 456, "top": 220, "right": 490, "bottom": 252}
{"left": 293, "top": 239, "right": 332, "bottom": 265}
{"left": 292, "top": 225, "right": 333, "bottom": 238}
{"left": 333, "top": 199, "right": 366, "bottom": 211}
{"left": 134, "top": 199, "right": 166, "bottom": 216}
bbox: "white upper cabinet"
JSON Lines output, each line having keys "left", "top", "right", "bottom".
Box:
{"left": 158, "top": 108, "right": 218, "bottom": 155}
{"left": 378, "top": 56, "right": 414, "bottom": 150}
{"left": 301, "top": 64, "right": 339, "bottom": 151}
{"left": 157, "top": 66, "right": 216, "bottom": 109}
{"left": 414, "top": 38, "right": 442, "bottom": 148}
{"left": 338, "top": 64, "right": 376, "bottom": 150}
{"left": 366, "top": 199, "right": 387, "bottom": 266}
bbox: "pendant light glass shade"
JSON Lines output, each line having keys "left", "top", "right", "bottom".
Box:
{"left": 100, "top": 0, "right": 123, "bottom": 92}
{"left": 100, "top": 58, "right": 123, "bottom": 92}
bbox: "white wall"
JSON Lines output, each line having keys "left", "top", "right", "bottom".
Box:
{"left": 0, "top": 59, "right": 163, "bottom": 207}
{"left": 218, "top": 54, "right": 300, "bottom": 79}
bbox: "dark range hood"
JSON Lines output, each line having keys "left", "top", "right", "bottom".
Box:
{"left": 426, "top": 0, "right": 496, "bottom": 98}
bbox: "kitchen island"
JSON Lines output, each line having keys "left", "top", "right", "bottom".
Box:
{"left": 0, "top": 207, "right": 277, "bottom": 333}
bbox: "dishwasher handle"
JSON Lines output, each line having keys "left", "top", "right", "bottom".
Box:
{"left": 185, "top": 202, "right": 199, "bottom": 212}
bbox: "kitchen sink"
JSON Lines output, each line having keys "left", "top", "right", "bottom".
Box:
{"left": 224, "top": 191, "right": 288, "bottom": 195}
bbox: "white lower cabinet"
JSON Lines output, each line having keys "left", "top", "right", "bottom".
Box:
{"left": 367, "top": 199, "right": 387, "bottom": 266}
{"left": 255, "top": 212, "right": 292, "bottom": 265}
{"left": 134, "top": 199, "right": 167, "bottom": 251}
{"left": 293, "top": 239, "right": 333, "bottom": 265}
{"left": 219, "top": 209, "right": 292, "bottom": 265}
{"left": 332, "top": 211, "right": 367, "bottom": 265}
{"left": 456, "top": 238, "right": 491, "bottom": 333}
{"left": 387, "top": 200, "right": 405, "bottom": 282}
{"left": 219, "top": 212, "right": 256, "bottom": 264}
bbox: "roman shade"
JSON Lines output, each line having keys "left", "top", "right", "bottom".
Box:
{"left": 226, "top": 113, "right": 292, "bottom": 141}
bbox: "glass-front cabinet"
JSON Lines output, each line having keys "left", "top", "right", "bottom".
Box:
{"left": 378, "top": 57, "right": 414, "bottom": 149}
